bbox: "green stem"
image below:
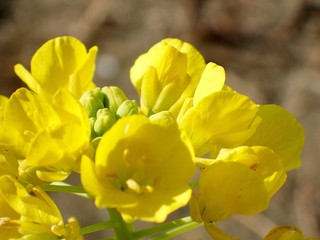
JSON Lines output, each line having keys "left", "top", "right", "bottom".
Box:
{"left": 43, "top": 182, "right": 90, "bottom": 198}
{"left": 149, "top": 221, "right": 203, "bottom": 240}
{"left": 108, "top": 208, "right": 133, "bottom": 240}
{"left": 133, "top": 216, "right": 194, "bottom": 239}
{"left": 80, "top": 220, "right": 118, "bottom": 235}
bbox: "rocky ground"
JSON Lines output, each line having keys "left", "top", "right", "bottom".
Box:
{"left": 0, "top": 0, "right": 319, "bottom": 239}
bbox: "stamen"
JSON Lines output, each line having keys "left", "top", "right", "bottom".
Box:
{"left": 126, "top": 179, "right": 140, "bottom": 193}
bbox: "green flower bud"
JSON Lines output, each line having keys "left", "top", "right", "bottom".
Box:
{"left": 80, "top": 88, "right": 107, "bottom": 118}
{"left": 89, "top": 117, "right": 97, "bottom": 140}
{"left": 102, "top": 86, "right": 128, "bottom": 114}
{"left": 94, "top": 108, "right": 117, "bottom": 136}
{"left": 116, "top": 100, "right": 138, "bottom": 118}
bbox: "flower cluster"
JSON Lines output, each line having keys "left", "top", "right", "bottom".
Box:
{"left": 0, "top": 36, "right": 315, "bottom": 239}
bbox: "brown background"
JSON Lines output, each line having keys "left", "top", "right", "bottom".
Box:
{"left": 0, "top": 0, "right": 319, "bottom": 239}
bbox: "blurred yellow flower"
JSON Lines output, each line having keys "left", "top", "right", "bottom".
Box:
{"left": 264, "top": 226, "right": 320, "bottom": 240}
{"left": 14, "top": 36, "right": 97, "bottom": 100}
{"left": 81, "top": 114, "right": 195, "bottom": 222}
{"left": 0, "top": 88, "right": 90, "bottom": 183}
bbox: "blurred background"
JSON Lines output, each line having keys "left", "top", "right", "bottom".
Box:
{"left": 0, "top": 0, "right": 319, "bottom": 239}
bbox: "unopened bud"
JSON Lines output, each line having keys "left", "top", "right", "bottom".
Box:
{"left": 80, "top": 88, "right": 106, "bottom": 118}
{"left": 149, "top": 111, "right": 175, "bottom": 126}
{"left": 102, "top": 86, "right": 128, "bottom": 114}
{"left": 89, "top": 117, "right": 97, "bottom": 140}
{"left": 116, "top": 100, "right": 138, "bottom": 118}
{"left": 94, "top": 108, "right": 117, "bottom": 136}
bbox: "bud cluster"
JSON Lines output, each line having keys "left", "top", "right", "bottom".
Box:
{"left": 80, "top": 86, "right": 138, "bottom": 140}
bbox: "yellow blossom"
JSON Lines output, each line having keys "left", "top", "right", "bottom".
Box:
{"left": 81, "top": 114, "right": 195, "bottom": 222}
{"left": 194, "top": 146, "right": 286, "bottom": 222}
{"left": 0, "top": 88, "right": 90, "bottom": 183}
{"left": 14, "top": 36, "right": 97, "bottom": 100}
{"left": 0, "top": 175, "right": 82, "bottom": 240}
{"left": 130, "top": 38, "right": 206, "bottom": 116}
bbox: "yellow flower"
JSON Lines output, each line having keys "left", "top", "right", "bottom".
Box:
{"left": 0, "top": 88, "right": 90, "bottom": 183}
{"left": 178, "top": 91, "right": 261, "bottom": 156}
{"left": 14, "top": 36, "right": 98, "bottom": 100}
{"left": 81, "top": 114, "right": 195, "bottom": 222}
{"left": 194, "top": 146, "right": 286, "bottom": 222}
{"left": 0, "top": 175, "right": 82, "bottom": 240}
{"left": 244, "top": 104, "right": 304, "bottom": 171}
{"left": 264, "top": 226, "right": 320, "bottom": 240}
{"left": 130, "top": 38, "right": 206, "bottom": 117}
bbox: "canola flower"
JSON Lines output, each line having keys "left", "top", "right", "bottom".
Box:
{"left": 0, "top": 36, "right": 316, "bottom": 240}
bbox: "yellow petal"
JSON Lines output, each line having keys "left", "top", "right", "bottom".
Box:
{"left": 198, "top": 161, "right": 269, "bottom": 222}
{"left": 194, "top": 62, "right": 226, "bottom": 105}
{"left": 69, "top": 45, "right": 98, "bottom": 99}
{"left": 0, "top": 175, "right": 62, "bottom": 228}
{"left": 119, "top": 187, "right": 192, "bottom": 223}
{"left": 80, "top": 155, "right": 138, "bottom": 208}
{"left": 216, "top": 146, "right": 287, "bottom": 198}
{"left": 14, "top": 64, "right": 39, "bottom": 94}
{"left": 140, "top": 66, "right": 161, "bottom": 114}
{"left": 0, "top": 148, "right": 19, "bottom": 177}
{"left": 244, "top": 104, "right": 304, "bottom": 171}
{"left": 188, "top": 190, "right": 202, "bottom": 222}
{"left": 180, "top": 91, "right": 260, "bottom": 156}
{"left": 2, "top": 88, "right": 60, "bottom": 156}
{"left": 264, "top": 226, "right": 306, "bottom": 240}
{"left": 217, "top": 146, "right": 283, "bottom": 178}
{"left": 0, "top": 218, "right": 21, "bottom": 239}
{"left": 15, "top": 36, "right": 97, "bottom": 99}
{"left": 36, "top": 170, "right": 70, "bottom": 182}
{"left": 0, "top": 95, "right": 8, "bottom": 118}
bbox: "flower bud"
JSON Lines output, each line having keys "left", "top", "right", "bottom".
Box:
{"left": 102, "top": 86, "right": 128, "bottom": 114}
{"left": 116, "top": 100, "right": 138, "bottom": 118}
{"left": 80, "top": 88, "right": 106, "bottom": 118}
{"left": 149, "top": 111, "right": 175, "bottom": 126}
{"left": 94, "top": 108, "right": 117, "bottom": 136}
{"left": 89, "top": 117, "right": 97, "bottom": 139}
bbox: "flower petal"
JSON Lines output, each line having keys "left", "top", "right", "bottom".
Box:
{"left": 198, "top": 161, "right": 269, "bottom": 222}
{"left": 244, "top": 104, "right": 304, "bottom": 170}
